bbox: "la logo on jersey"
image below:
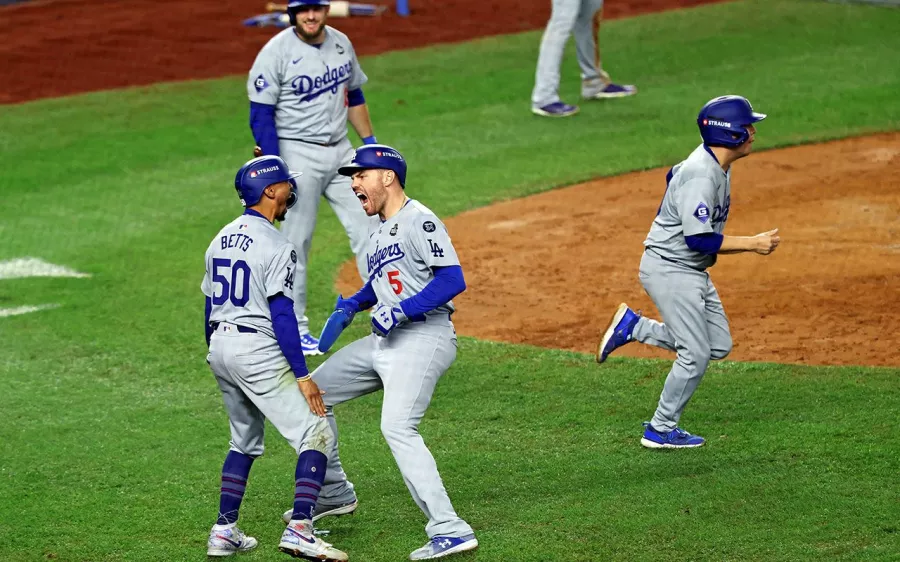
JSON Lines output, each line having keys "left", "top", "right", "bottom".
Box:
{"left": 427, "top": 239, "right": 444, "bottom": 258}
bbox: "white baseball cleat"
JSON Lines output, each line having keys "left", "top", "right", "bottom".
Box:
{"left": 279, "top": 519, "right": 348, "bottom": 561}
{"left": 282, "top": 498, "right": 358, "bottom": 525}
{"left": 206, "top": 524, "right": 258, "bottom": 557}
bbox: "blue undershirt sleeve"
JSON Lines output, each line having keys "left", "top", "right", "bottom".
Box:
{"left": 249, "top": 101, "right": 280, "bottom": 157}
{"left": 685, "top": 232, "right": 724, "bottom": 255}
{"left": 268, "top": 293, "right": 309, "bottom": 379}
{"left": 347, "top": 88, "right": 365, "bottom": 107}
{"left": 205, "top": 296, "right": 212, "bottom": 348}
{"left": 399, "top": 265, "right": 466, "bottom": 319}
{"left": 349, "top": 279, "right": 378, "bottom": 311}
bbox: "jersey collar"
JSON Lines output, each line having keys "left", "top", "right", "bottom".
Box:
{"left": 243, "top": 208, "right": 268, "bottom": 221}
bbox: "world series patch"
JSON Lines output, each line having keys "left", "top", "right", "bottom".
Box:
{"left": 422, "top": 221, "right": 436, "bottom": 233}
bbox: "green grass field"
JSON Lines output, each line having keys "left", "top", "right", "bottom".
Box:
{"left": 1, "top": 0, "right": 899, "bottom": 560}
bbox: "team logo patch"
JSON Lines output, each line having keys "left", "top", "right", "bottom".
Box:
{"left": 693, "top": 202, "right": 711, "bottom": 224}
{"left": 239, "top": 224, "right": 249, "bottom": 230}
{"left": 422, "top": 221, "right": 436, "bottom": 233}
{"left": 390, "top": 224, "right": 398, "bottom": 236}
{"left": 254, "top": 74, "right": 269, "bottom": 93}
{"left": 290, "top": 250, "right": 297, "bottom": 263}
{"left": 335, "top": 43, "right": 345, "bottom": 54}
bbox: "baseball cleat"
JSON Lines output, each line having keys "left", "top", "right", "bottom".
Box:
{"left": 299, "top": 333, "right": 324, "bottom": 356}
{"left": 409, "top": 534, "right": 479, "bottom": 560}
{"left": 597, "top": 303, "right": 640, "bottom": 363}
{"left": 531, "top": 102, "right": 579, "bottom": 118}
{"left": 582, "top": 82, "right": 638, "bottom": 100}
{"left": 641, "top": 423, "right": 706, "bottom": 449}
{"left": 282, "top": 498, "right": 358, "bottom": 525}
{"left": 279, "top": 520, "right": 348, "bottom": 561}
{"left": 207, "top": 524, "right": 258, "bottom": 557}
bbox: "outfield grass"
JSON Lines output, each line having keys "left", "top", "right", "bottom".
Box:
{"left": 1, "top": 0, "right": 899, "bottom": 560}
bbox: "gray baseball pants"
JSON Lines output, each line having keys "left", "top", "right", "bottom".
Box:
{"left": 631, "top": 251, "right": 733, "bottom": 432}
{"left": 311, "top": 318, "right": 474, "bottom": 539}
{"left": 532, "top": 0, "right": 606, "bottom": 107}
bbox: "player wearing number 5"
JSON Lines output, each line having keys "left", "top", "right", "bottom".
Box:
{"left": 281, "top": 145, "right": 478, "bottom": 560}
{"left": 202, "top": 155, "right": 349, "bottom": 560}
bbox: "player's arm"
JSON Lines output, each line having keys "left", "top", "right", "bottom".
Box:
{"left": 346, "top": 42, "right": 376, "bottom": 145}
{"left": 204, "top": 296, "right": 213, "bottom": 347}
{"left": 717, "top": 230, "right": 780, "bottom": 255}
{"left": 247, "top": 45, "right": 282, "bottom": 156}
{"left": 201, "top": 257, "right": 214, "bottom": 348}
{"left": 399, "top": 217, "right": 465, "bottom": 320}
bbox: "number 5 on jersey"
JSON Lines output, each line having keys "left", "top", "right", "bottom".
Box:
{"left": 388, "top": 270, "right": 403, "bottom": 295}
{"left": 212, "top": 258, "right": 251, "bottom": 307}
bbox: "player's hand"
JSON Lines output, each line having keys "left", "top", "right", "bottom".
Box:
{"left": 371, "top": 304, "right": 407, "bottom": 337}
{"left": 253, "top": 146, "right": 263, "bottom": 158}
{"left": 298, "top": 378, "right": 327, "bottom": 417}
{"left": 753, "top": 228, "right": 781, "bottom": 255}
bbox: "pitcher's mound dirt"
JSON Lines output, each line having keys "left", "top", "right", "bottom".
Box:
{"left": 338, "top": 133, "right": 900, "bottom": 367}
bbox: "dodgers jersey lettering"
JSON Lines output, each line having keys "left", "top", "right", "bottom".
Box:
{"left": 644, "top": 144, "right": 731, "bottom": 270}
{"left": 201, "top": 213, "right": 298, "bottom": 338}
{"left": 247, "top": 26, "right": 367, "bottom": 144}
{"left": 366, "top": 200, "right": 460, "bottom": 316}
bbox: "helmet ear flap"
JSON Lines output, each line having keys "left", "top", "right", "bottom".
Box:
{"left": 288, "top": 7, "right": 297, "bottom": 26}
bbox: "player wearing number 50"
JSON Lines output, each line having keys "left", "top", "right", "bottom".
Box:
{"left": 280, "top": 145, "right": 479, "bottom": 560}
{"left": 201, "top": 155, "right": 349, "bottom": 561}
{"left": 247, "top": 0, "right": 378, "bottom": 356}
{"left": 597, "top": 96, "right": 780, "bottom": 449}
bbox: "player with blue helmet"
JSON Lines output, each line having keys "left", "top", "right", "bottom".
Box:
{"left": 203, "top": 155, "right": 349, "bottom": 561}
{"left": 247, "top": 0, "right": 378, "bottom": 356}
{"left": 597, "top": 95, "right": 781, "bottom": 448}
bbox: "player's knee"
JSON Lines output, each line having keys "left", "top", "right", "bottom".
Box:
{"left": 679, "top": 345, "right": 712, "bottom": 375}
{"left": 711, "top": 337, "right": 733, "bottom": 360}
{"left": 299, "top": 417, "right": 335, "bottom": 456}
{"left": 380, "top": 418, "right": 416, "bottom": 444}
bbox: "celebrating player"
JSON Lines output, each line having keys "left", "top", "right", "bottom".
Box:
{"left": 597, "top": 95, "right": 780, "bottom": 448}
{"left": 247, "top": 0, "right": 378, "bottom": 355}
{"left": 531, "top": 0, "right": 636, "bottom": 117}
{"left": 280, "top": 145, "right": 479, "bottom": 560}
{"left": 202, "top": 155, "right": 348, "bottom": 561}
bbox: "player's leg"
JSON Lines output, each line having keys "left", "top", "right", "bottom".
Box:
{"left": 705, "top": 278, "right": 733, "bottom": 361}
{"left": 323, "top": 141, "right": 375, "bottom": 282}
{"left": 375, "top": 323, "right": 476, "bottom": 548}
{"left": 279, "top": 141, "right": 327, "bottom": 346}
{"left": 573, "top": 0, "right": 637, "bottom": 99}
{"left": 206, "top": 331, "right": 263, "bottom": 556}
{"left": 639, "top": 256, "right": 712, "bottom": 447}
{"left": 224, "top": 334, "right": 349, "bottom": 560}
{"left": 531, "top": 0, "right": 580, "bottom": 116}
{"left": 310, "top": 335, "right": 382, "bottom": 509}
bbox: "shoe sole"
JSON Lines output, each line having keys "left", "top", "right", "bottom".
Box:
{"left": 583, "top": 89, "right": 638, "bottom": 100}
{"left": 207, "top": 545, "right": 257, "bottom": 557}
{"left": 302, "top": 348, "right": 324, "bottom": 357}
{"left": 596, "top": 303, "right": 629, "bottom": 363}
{"left": 413, "top": 539, "right": 479, "bottom": 559}
{"left": 282, "top": 501, "right": 358, "bottom": 525}
{"left": 640, "top": 437, "right": 705, "bottom": 449}
{"left": 531, "top": 107, "right": 579, "bottom": 117}
{"left": 278, "top": 545, "right": 347, "bottom": 561}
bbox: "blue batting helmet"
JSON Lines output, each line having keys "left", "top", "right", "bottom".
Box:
{"left": 233, "top": 155, "right": 301, "bottom": 208}
{"left": 338, "top": 144, "right": 408, "bottom": 188}
{"left": 287, "top": 0, "right": 330, "bottom": 25}
{"left": 697, "top": 95, "right": 766, "bottom": 148}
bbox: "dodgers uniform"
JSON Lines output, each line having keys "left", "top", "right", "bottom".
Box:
{"left": 247, "top": 23, "right": 375, "bottom": 341}
{"left": 314, "top": 199, "right": 475, "bottom": 540}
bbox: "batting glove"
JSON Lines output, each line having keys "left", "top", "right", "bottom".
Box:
{"left": 371, "top": 303, "right": 408, "bottom": 337}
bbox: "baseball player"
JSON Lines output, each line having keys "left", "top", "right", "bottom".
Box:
{"left": 531, "top": 0, "right": 636, "bottom": 117}
{"left": 597, "top": 95, "right": 780, "bottom": 448}
{"left": 202, "top": 155, "right": 349, "bottom": 561}
{"left": 247, "top": 0, "right": 378, "bottom": 355}
{"left": 279, "top": 145, "right": 479, "bottom": 560}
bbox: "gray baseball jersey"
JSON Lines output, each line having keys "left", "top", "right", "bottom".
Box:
{"left": 201, "top": 212, "right": 297, "bottom": 337}
{"left": 247, "top": 26, "right": 367, "bottom": 145}
{"left": 644, "top": 144, "right": 731, "bottom": 271}
{"left": 365, "top": 199, "right": 460, "bottom": 316}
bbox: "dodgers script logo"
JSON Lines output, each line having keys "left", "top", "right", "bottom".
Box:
{"left": 291, "top": 61, "right": 353, "bottom": 102}
{"left": 712, "top": 195, "right": 731, "bottom": 226}
{"left": 367, "top": 242, "right": 405, "bottom": 274}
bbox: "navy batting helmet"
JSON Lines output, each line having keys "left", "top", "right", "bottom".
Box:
{"left": 287, "top": 0, "right": 330, "bottom": 26}
{"left": 338, "top": 144, "right": 407, "bottom": 188}
{"left": 233, "top": 155, "right": 301, "bottom": 208}
{"left": 697, "top": 95, "right": 766, "bottom": 148}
